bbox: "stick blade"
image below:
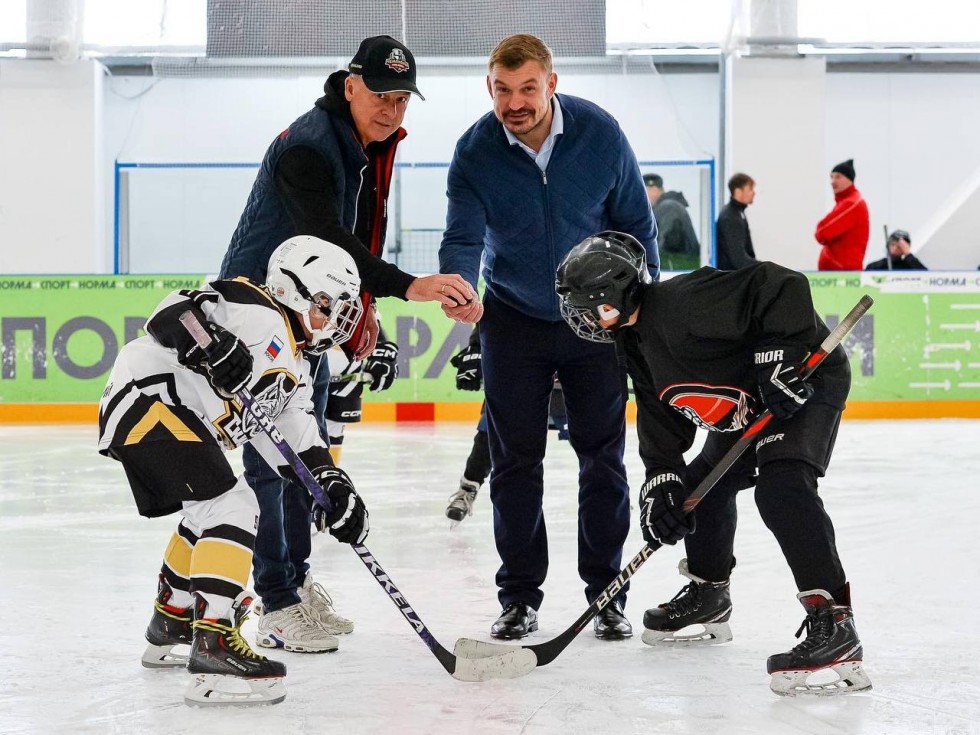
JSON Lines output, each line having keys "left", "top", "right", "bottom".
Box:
{"left": 451, "top": 647, "right": 537, "bottom": 682}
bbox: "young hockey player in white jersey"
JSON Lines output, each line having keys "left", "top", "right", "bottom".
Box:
{"left": 556, "top": 231, "right": 872, "bottom": 697}
{"left": 98, "top": 236, "right": 370, "bottom": 706}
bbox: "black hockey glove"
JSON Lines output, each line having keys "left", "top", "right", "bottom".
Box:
{"left": 179, "top": 321, "right": 252, "bottom": 398}
{"left": 450, "top": 343, "right": 482, "bottom": 391}
{"left": 365, "top": 340, "right": 399, "bottom": 392}
{"left": 754, "top": 344, "right": 814, "bottom": 420}
{"left": 311, "top": 466, "right": 369, "bottom": 544}
{"left": 639, "top": 472, "right": 695, "bottom": 547}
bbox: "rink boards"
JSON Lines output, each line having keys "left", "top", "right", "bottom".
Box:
{"left": 1, "top": 271, "right": 979, "bottom": 421}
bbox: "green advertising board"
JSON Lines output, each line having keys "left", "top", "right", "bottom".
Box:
{"left": 1, "top": 272, "right": 979, "bottom": 408}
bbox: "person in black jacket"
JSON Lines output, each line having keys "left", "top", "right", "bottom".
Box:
{"left": 865, "top": 229, "right": 927, "bottom": 271}
{"left": 716, "top": 172, "right": 757, "bottom": 270}
{"left": 219, "top": 36, "right": 480, "bottom": 655}
{"left": 555, "top": 232, "right": 872, "bottom": 697}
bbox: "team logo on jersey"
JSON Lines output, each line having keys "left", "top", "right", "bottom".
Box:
{"left": 660, "top": 383, "right": 755, "bottom": 432}
{"left": 385, "top": 49, "right": 410, "bottom": 73}
{"left": 265, "top": 336, "right": 283, "bottom": 361}
{"left": 214, "top": 369, "right": 298, "bottom": 447}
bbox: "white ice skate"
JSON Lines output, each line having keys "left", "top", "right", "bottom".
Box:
{"left": 446, "top": 477, "right": 479, "bottom": 528}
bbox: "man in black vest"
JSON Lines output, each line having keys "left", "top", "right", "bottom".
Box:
{"left": 219, "top": 36, "right": 479, "bottom": 654}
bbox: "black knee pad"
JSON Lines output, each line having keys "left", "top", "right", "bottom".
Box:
{"left": 754, "top": 459, "right": 818, "bottom": 522}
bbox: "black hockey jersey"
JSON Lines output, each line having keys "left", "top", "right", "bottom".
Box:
{"left": 618, "top": 262, "right": 849, "bottom": 480}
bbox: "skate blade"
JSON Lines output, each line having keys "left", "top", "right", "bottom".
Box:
{"left": 451, "top": 647, "right": 538, "bottom": 681}
{"left": 769, "top": 661, "right": 873, "bottom": 697}
{"left": 641, "top": 621, "right": 733, "bottom": 646}
{"left": 141, "top": 643, "right": 189, "bottom": 669}
{"left": 184, "top": 673, "right": 286, "bottom": 706}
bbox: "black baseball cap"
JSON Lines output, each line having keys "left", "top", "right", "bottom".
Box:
{"left": 348, "top": 35, "right": 425, "bottom": 100}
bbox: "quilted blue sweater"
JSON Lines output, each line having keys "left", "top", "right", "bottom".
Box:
{"left": 439, "top": 93, "right": 658, "bottom": 322}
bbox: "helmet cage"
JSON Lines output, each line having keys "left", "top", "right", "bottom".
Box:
{"left": 555, "top": 230, "right": 650, "bottom": 343}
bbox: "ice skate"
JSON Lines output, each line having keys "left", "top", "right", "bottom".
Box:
{"left": 298, "top": 574, "right": 354, "bottom": 634}
{"left": 767, "top": 587, "right": 872, "bottom": 697}
{"left": 185, "top": 592, "right": 287, "bottom": 707}
{"left": 641, "top": 559, "right": 733, "bottom": 646}
{"left": 446, "top": 477, "right": 479, "bottom": 527}
{"left": 256, "top": 601, "right": 340, "bottom": 653}
{"left": 141, "top": 574, "right": 193, "bottom": 668}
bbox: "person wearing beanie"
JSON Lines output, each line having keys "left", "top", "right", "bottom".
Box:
{"left": 814, "top": 159, "right": 869, "bottom": 270}
{"left": 865, "top": 229, "right": 927, "bottom": 271}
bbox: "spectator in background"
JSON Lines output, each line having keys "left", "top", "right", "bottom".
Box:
{"left": 644, "top": 173, "right": 700, "bottom": 270}
{"left": 865, "top": 229, "right": 927, "bottom": 271}
{"left": 716, "top": 172, "right": 757, "bottom": 270}
{"left": 814, "top": 159, "right": 869, "bottom": 271}
{"left": 440, "top": 33, "right": 658, "bottom": 642}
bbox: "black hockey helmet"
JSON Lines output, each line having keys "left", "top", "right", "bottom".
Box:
{"left": 555, "top": 231, "right": 652, "bottom": 343}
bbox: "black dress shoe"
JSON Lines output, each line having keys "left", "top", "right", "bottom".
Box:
{"left": 490, "top": 602, "right": 539, "bottom": 640}
{"left": 595, "top": 600, "right": 633, "bottom": 640}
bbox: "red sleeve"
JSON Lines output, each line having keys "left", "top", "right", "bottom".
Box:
{"left": 815, "top": 192, "right": 864, "bottom": 244}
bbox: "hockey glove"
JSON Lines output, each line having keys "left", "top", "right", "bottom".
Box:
{"left": 179, "top": 321, "right": 252, "bottom": 398}
{"left": 365, "top": 340, "right": 398, "bottom": 392}
{"left": 450, "top": 343, "right": 482, "bottom": 391}
{"left": 311, "top": 466, "right": 369, "bottom": 544}
{"left": 639, "top": 473, "right": 695, "bottom": 547}
{"left": 754, "top": 344, "right": 814, "bottom": 420}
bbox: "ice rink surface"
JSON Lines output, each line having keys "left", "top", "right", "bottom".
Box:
{"left": 1, "top": 419, "right": 978, "bottom": 735}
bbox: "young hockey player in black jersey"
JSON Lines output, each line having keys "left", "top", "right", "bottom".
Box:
{"left": 555, "top": 231, "right": 872, "bottom": 696}
{"left": 98, "top": 236, "right": 370, "bottom": 706}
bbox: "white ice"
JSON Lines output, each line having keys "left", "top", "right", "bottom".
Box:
{"left": 1, "top": 419, "right": 978, "bottom": 735}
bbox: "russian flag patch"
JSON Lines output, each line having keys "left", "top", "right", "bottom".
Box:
{"left": 265, "top": 336, "right": 283, "bottom": 361}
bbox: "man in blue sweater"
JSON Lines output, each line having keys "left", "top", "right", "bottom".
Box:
{"left": 439, "top": 33, "right": 658, "bottom": 641}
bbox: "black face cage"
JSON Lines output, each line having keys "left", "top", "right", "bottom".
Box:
{"left": 558, "top": 299, "right": 616, "bottom": 343}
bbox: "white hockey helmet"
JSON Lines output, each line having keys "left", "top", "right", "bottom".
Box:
{"left": 266, "top": 236, "right": 363, "bottom": 353}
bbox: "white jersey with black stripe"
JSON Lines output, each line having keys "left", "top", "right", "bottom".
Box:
{"left": 98, "top": 279, "right": 325, "bottom": 474}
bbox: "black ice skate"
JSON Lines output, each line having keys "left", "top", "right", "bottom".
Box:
{"left": 185, "top": 592, "right": 287, "bottom": 707}
{"left": 641, "top": 559, "right": 733, "bottom": 646}
{"left": 767, "top": 586, "right": 872, "bottom": 696}
{"left": 141, "top": 573, "right": 193, "bottom": 669}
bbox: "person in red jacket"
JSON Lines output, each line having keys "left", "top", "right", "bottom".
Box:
{"left": 814, "top": 159, "right": 869, "bottom": 270}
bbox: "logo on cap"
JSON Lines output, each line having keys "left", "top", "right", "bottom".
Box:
{"left": 385, "top": 48, "right": 410, "bottom": 74}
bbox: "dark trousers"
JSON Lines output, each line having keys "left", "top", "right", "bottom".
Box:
{"left": 684, "top": 401, "right": 847, "bottom": 597}
{"left": 245, "top": 354, "right": 329, "bottom": 612}
{"left": 481, "top": 293, "right": 630, "bottom": 610}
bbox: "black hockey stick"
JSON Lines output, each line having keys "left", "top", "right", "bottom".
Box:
{"left": 453, "top": 294, "right": 874, "bottom": 670}
{"left": 179, "top": 312, "right": 535, "bottom": 682}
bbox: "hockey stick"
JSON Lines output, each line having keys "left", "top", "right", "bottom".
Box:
{"left": 453, "top": 294, "right": 874, "bottom": 670}
{"left": 179, "top": 312, "right": 535, "bottom": 683}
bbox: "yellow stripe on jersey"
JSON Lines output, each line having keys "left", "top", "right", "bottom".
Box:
{"left": 190, "top": 538, "right": 252, "bottom": 587}
{"left": 163, "top": 531, "right": 194, "bottom": 577}
{"left": 125, "top": 402, "right": 203, "bottom": 445}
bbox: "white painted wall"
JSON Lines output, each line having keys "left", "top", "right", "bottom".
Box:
{"left": 0, "top": 59, "right": 104, "bottom": 273}
{"left": 2, "top": 59, "right": 980, "bottom": 274}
